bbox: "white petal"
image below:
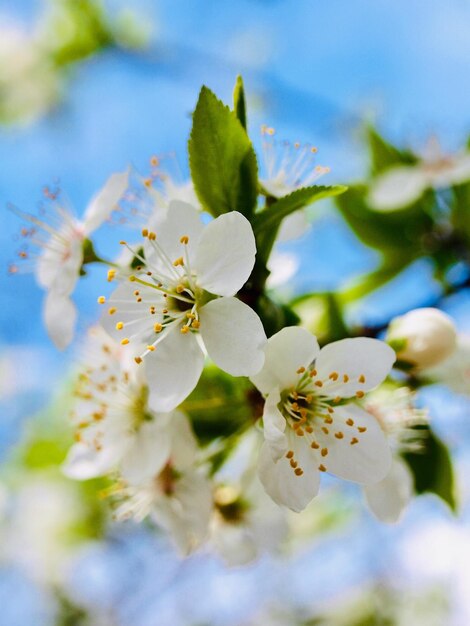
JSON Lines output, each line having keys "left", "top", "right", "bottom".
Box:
{"left": 212, "top": 523, "right": 258, "bottom": 567}
{"left": 62, "top": 443, "right": 119, "bottom": 479}
{"left": 364, "top": 457, "right": 413, "bottom": 523}
{"left": 167, "top": 410, "right": 198, "bottom": 469}
{"left": 199, "top": 297, "right": 266, "bottom": 376}
{"left": 37, "top": 235, "right": 82, "bottom": 295}
{"left": 151, "top": 471, "right": 213, "bottom": 555}
{"left": 263, "top": 389, "right": 288, "bottom": 461}
{"left": 368, "top": 166, "right": 428, "bottom": 211}
{"left": 250, "top": 326, "right": 320, "bottom": 395}
{"left": 44, "top": 292, "right": 77, "bottom": 350}
{"left": 435, "top": 153, "right": 470, "bottom": 187}
{"left": 258, "top": 438, "right": 320, "bottom": 512}
{"left": 145, "top": 200, "right": 204, "bottom": 275}
{"left": 83, "top": 170, "right": 129, "bottom": 234}
{"left": 120, "top": 420, "right": 171, "bottom": 485}
{"left": 195, "top": 211, "right": 256, "bottom": 296}
{"left": 276, "top": 210, "right": 310, "bottom": 242}
{"left": 315, "top": 404, "right": 392, "bottom": 484}
{"left": 266, "top": 251, "right": 299, "bottom": 289}
{"left": 314, "top": 337, "right": 395, "bottom": 398}
{"left": 145, "top": 327, "right": 204, "bottom": 412}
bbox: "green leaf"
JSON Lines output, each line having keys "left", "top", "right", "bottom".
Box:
{"left": 252, "top": 185, "right": 347, "bottom": 234}
{"left": 403, "top": 426, "right": 456, "bottom": 511}
{"left": 451, "top": 182, "right": 470, "bottom": 244}
{"left": 335, "top": 185, "right": 434, "bottom": 254}
{"left": 233, "top": 75, "right": 247, "bottom": 130}
{"left": 366, "top": 126, "right": 417, "bottom": 176}
{"left": 189, "top": 86, "right": 258, "bottom": 218}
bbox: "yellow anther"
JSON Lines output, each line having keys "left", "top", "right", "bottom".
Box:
{"left": 115, "top": 322, "right": 124, "bottom": 330}
{"left": 141, "top": 228, "right": 148, "bottom": 237}
{"left": 154, "top": 323, "right": 163, "bottom": 333}
{"left": 173, "top": 257, "right": 184, "bottom": 267}
{"left": 329, "top": 371, "right": 339, "bottom": 381}
{"left": 327, "top": 406, "right": 334, "bottom": 414}
{"left": 321, "top": 448, "right": 328, "bottom": 457}
{"left": 286, "top": 450, "right": 294, "bottom": 459}
{"left": 321, "top": 427, "right": 329, "bottom": 434}
{"left": 180, "top": 325, "right": 190, "bottom": 334}
{"left": 305, "top": 425, "right": 313, "bottom": 433}
{"left": 358, "top": 426, "right": 367, "bottom": 433}
{"left": 107, "top": 269, "right": 116, "bottom": 282}
{"left": 176, "top": 284, "right": 185, "bottom": 293}
{"left": 311, "top": 441, "right": 320, "bottom": 449}
{"left": 147, "top": 345, "right": 155, "bottom": 352}
{"left": 291, "top": 402, "right": 300, "bottom": 411}
{"left": 162, "top": 308, "right": 168, "bottom": 314}
{"left": 129, "top": 275, "right": 136, "bottom": 282}
{"left": 335, "top": 432, "right": 344, "bottom": 439}
{"left": 133, "top": 290, "right": 140, "bottom": 296}
{"left": 144, "top": 178, "right": 152, "bottom": 188}
{"left": 333, "top": 396, "right": 342, "bottom": 403}
{"left": 290, "top": 459, "right": 298, "bottom": 468}
{"left": 294, "top": 141, "right": 300, "bottom": 148}
{"left": 306, "top": 395, "right": 313, "bottom": 403}
{"left": 97, "top": 296, "right": 106, "bottom": 304}
{"left": 120, "top": 338, "right": 130, "bottom": 345}
{"left": 186, "top": 313, "right": 196, "bottom": 319}
{"left": 108, "top": 307, "right": 117, "bottom": 315}
{"left": 309, "top": 368, "right": 317, "bottom": 377}
{"left": 297, "top": 366, "right": 306, "bottom": 374}
{"left": 119, "top": 240, "right": 127, "bottom": 245}
{"left": 134, "top": 357, "right": 143, "bottom": 364}
{"left": 358, "top": 374, "right": 366, "bottom": 384}
{"left": 350, "top": 437, "right": 359, "bottom": 445}
{"left": 311, "top": 146, "right": 318, "bottom": 153}
{"left": 150, "top": 156, "right": 159, "bottom": 167}
{"left": 356, "top": 390, "right": 365, "bottom": 399}
{"left": 192, "top": 320, "right": 201, "bottom": 329}
{"left": 148, "top": 232, "right": 156, "bottom": 240}
{"left": 300, "top": 408, "right": 308, "bottom": 419}
{"left": 294, "top": 468, "right": 304, "bottom": 476}
{"left": 267, "top": 127, "right": 275, "bottom": 136}
{"left": 343, "top": 374, "right": 349, "bottom": 383}
{"left": 324, "top": 416, "right": 333, "bottom": 424}
{"left": 346, "top": 418, "right": 355, "bottom": 426}
{"left": 296, "top": 428, "right": 304, "bottom": 436}
{"left": 314, "top": 380, "right": 323, "bottom": 388}
{"left": 318, "top": 464, "right": 327, "bottom": 472}
{"left": 180, "top": 235, "right": 189, "bottom": 244}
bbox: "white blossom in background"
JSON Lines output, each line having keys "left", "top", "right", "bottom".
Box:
{"left": 11, "top": 171, "right": 129, "bottom": 349}
{"left": 63, "top": 327, "right": 196, "bottom": 485}
{"left": 387, "top": 307, "right": 457, "bottom": 369}
{"left": 259, "top": 125, "right": 330, "bottom": 241}
{"left": 426, "top": 334, "right": 470, "bottom": 396}
{"left": 101, "top": 201, "right": 267, "bottom": 411}
{"left": 363, "top": 386, "right": 428, "bottom": 523}
{"left": 368, "top": 137, "right": 470, "bottom": 211}
{"left": 250, "top": 326, "right": 395, "bottom": 512}
{"left": 209, "top": 432, "right": 288, "bottom": 565}
{"left": 266, "top": 251, "right": 299, "bottom": 290}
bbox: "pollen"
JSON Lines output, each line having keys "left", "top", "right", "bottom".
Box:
{"left": 311, "top": 441, "right": 320, "bottom": 449}
{"left": 97, "top": 296, "right": 106, "bottom": 304}
{"left": 134, "top": 357, "right": 142, "bottom": 364}
{"left": 329, "top": 371, "right": 339, "bottom": 381}
{"left": 144, "top": 178, "right": 152, "bottom": 188}
{"left": 129, "top": 275, "right": 136, "bottom": 282}
{"left": 356, "top": 390, "right": 365, "bottom": 399}
{"left": 176, "top": 284, "right": 185, "bottom": 293}
{"left": 119, "top": 240, "right": 127, "bottom": 245}
{"left": 314, "top": 380, "right": 323, "bottom": 387}
{"left": 286, "top": 450, "right": 294, "bottom": 459}
{"left": 186, "top": 313, "right": 196, "bottom": 319}
{"left": 192, "top": 320, "right": 201, "bottom": 329}
{"left": 141, "top": 228, "right": 148, "bottom": 237}
{"left": 343, "top": 374, "right": 349, "bottom": 383}
{"left": 173, "top": 257, "right": 184, "bottom": 267}
{"left": 318, "top": 464, "right": 327, "bottom": 472}
{"left": 147, "top": 345, "right": 155, "bottom": 351}
{"left": 358, "top": 426, "right": 367, "bottom": 433}
{"left": 297, "top": 366, "right": 306, "bottom": 374}
{"left": 107, "top": 269, "right": 116, "bottom": 282}
{"left": 294, "top": 468, "right": 304, "bottom": 476}
{"left": 181, "top": 325, "right": 190, "bottom": 334}
{"left": 305, "top": 425, "right": 313, "bottom": 434}
{"left": 154, "top": 323, "right": 163, "bottom": 333}
{"left": 120, "top": 338, "right": 130, "bottom": 345}
{"left": 148, "top": 232, "right": 156, "bottom": 240}
{"left": 295, "top": 428, "right": 305, "bottom": 436}
{"left": 309, "top": 369, "right": 317, "bottom": 377}
{"left": 180, "top": 235, "right": 189, "bottom": 244}
{"left": 335, "top": 432, "right": 344, "bottom": 439}
{"left": 350, "top": 437, "right": 359, "bottom": 445}
{"left": 150, "top": 156, "right": 159, "bottom": 167}
{"left": 108, "top": 307, "right": 117, "bottom": 315}
{"left": 321, "top": 448, "right": 328, "bottom": 457}
{"left": 115, "top": 322, "right": 124, "bottom": 330}
{"left": 321, "top": 427, "right": 329, "bottom": 434}
{"left": 358, "top": 374, "right": 366, "bottom": 383}
{"left": 290, "top": 459, "right": 297, "bottom": 469}
{"left": 346, "top": 418, "right": 355, "bottom": 426}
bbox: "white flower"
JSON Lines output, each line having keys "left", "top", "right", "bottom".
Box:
{"left": 426, "top": 334, "right": 470, "bottom": 396}
{"left": 114, "top": 465, "right": 213, "bottom": 556}
{"left": 12, "top": 171, "right": 129, "bottom": 349}
{"left": 387, "top": 308, "right": 457, "bottom": 369}
{"left": 210, "top": 479, "right": 287, "bottom": 566}
{"left": 368, "top": 138, "right": 470, "bottom": 211}
{"left": 250, "top": 326, "right": 395, "bottom": 512}
{"left": 363, "top": 386, "right": 427, "bottom": 523}
{"left": 63, "top": 327, "right": 197, "bottom": 485}
{"left": 266, "top": 251, "right": 299, "bottom": 290}
{"left": 259, "top": 125, "right": 330, "bottom": 241}
{"left": 101, "top": 201, "right": 267, "bottom": 411}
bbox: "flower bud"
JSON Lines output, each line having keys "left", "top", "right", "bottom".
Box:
{"left": 387, "top": 308, "right": 457, "bottom": 368}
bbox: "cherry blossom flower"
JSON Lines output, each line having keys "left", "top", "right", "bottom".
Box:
{"left": 101, "top": 201, "right": 267, "bottom": 411}
{"left": 11, "top": 171, "right": 129, "bottom": 349}
{"left": 62, "top": 327, "right": 196, "bottom": 485}
{"left": 368, "top": 138, "right": 470, "bottom": 211}
{"left": 250, "top": 326, "right": 395, "bottom": 512}
{"left": 259, "top": 125, "right": 330, "bottom": 241}
{"left": 387, "top": 308, "right": 457, "bottom": 368}
{"left": 364, "top": 386, "right": 427, "bottom": 523}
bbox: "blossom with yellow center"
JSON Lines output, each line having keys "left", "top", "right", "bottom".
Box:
{"left": 250, "top": 326, "right": 396, "bottom": 512}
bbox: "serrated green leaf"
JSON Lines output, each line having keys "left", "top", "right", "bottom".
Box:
{"left": 252, "top": 185, "right": 347, "bottom": 234}
{"left": 335, "top": 185, "right": 434, "bottom": 254}
{"left": 367, "top": 126, "right": 417, "bottom": 176}
{"left": 189, "top": 86, "right": 258, "bottom": 218}
{"left": 403, "top": 426, "right": 456, "bottom": 511}
{"left": 233, "top": 75, "right": 247, "bottom": 130}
